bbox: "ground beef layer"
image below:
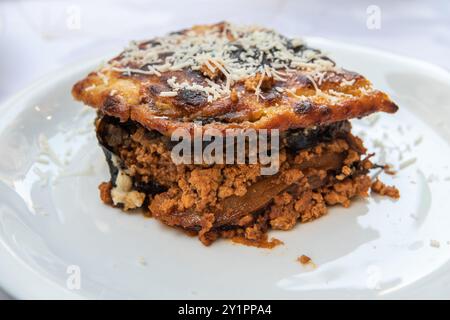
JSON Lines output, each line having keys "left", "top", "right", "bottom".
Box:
{"left": 96, "top": 115, "right": 389, "bottom": 246}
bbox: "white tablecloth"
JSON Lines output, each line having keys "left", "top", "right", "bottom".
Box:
{"left": 0, "top": 0, "right": 449, "bottom": 299}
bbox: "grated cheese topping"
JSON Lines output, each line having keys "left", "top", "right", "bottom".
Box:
{"left": 106, "top": 23, "right": 339, "bottom": 101}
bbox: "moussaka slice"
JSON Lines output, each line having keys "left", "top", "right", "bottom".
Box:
{"left": 72, "top": 22, "right": 399, "bottom": 246}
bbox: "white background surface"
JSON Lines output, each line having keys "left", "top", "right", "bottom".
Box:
{"left": 0, "top": 0, "right": 449, "bottom": 300}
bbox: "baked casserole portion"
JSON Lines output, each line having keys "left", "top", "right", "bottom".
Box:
{"left": 72, "top": 22, "right": 398, "bottom": 246}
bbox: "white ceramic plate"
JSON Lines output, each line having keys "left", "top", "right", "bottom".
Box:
{"left": 1, "top": 38, "right": 450, "bottom": 300}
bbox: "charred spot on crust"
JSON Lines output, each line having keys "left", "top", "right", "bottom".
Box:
{"left": 322, "top": 57, "right": 336, "bottom": 66}
{"left": 175, "top": 89, "right": 208, "bottom": 108}
{"left": 138, "top": 39, "right": 164, "bottom": 49}
{"left": 287, "top": 41, "right": 306, "bottom": 54}
{"left": 318, "top": 105, "right": 331, "bottom": 117}
{"left": 295, "top": 74, "right": 314, "bottom": 88}
{"left": 229, "top": 44, "right": 246, "bottom": 62}
{"left": 261, "top": 90, "right": 281, "bottom": 102}
{"left": 293, "top": 100, "right": 314, "bottom": 114}
{"left": 326, "top": 70, "right": 359, "bottom": 83}
{"left": 103, "top": 95, "right": 120, "bottom": 111}
{"left": 103, "top": 95, "right": 130, "bottom": 121}
{"left": 148, "top": 84, "right": 165, "bottom": 95}
{"left": 310, "top": 55, "right": 335, "bottom": 66}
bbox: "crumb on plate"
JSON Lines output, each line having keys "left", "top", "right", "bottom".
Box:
{"left": 371, "top": 178, "right": 400, "bottom": 199}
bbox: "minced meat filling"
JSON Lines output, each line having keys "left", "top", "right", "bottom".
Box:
{"left": 96, "top": 114, "right": 376, "bottom": 246}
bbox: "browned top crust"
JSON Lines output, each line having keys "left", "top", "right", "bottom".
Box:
{"left": 72, "top": 22, "right": 398, "bottom": 136}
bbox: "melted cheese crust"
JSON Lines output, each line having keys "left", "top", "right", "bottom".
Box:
{"left": 72, "top": 22, "right": 398, "bottom": 136}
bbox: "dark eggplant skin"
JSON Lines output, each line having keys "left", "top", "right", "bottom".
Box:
{"left": 101, "top": 146, "right": 119, "bottom": 187}
{"left": 285, "top": 121, "right": 351, "bottom": 152}
{"left": 97, "top": 113, "right": 351, "bottom": 158}
{"left": 133, "top": 179, "right": 167, "bottom": 195}
{"left": 97, "top": 114, "right": 168, "bottom": 196}
{"left": 101, "top": 144, "right": 167, "bottom": 195}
